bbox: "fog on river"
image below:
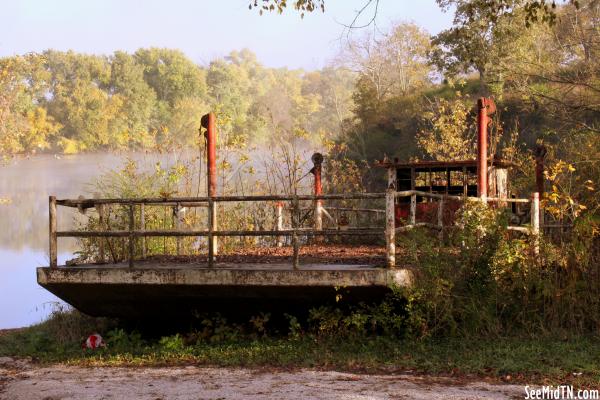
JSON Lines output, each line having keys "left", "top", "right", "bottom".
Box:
{"left": 0, "top": 147, "right": 318, "bottom": 328}
{"left": 0, "top": 152, "right": 208, "bottom": 328}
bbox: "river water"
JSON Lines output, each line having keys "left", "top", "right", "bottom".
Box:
{"left": 0, "top": 145, "right": 321, "bottom": 328}
{"left": 0, "top": 153, "right": 197, "bottom": 328}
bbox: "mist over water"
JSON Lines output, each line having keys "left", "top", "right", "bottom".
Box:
{"left": 0, "top": 152, "right": 201, "bottom": 328}
{"left": 0, "top": 146, "right": 318, "bottom": 328}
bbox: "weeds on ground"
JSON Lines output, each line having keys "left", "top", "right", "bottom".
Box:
{"left": 1, "top": 302, "right": 599, "bottom": 386}
{"left": 0, "top": 303, "right": 116, "bottom": 360}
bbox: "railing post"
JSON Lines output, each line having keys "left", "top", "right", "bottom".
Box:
{"left": 208, "top": 198, "right": 215, "bottom": 268}
{"left": 98, "top": 204, "right": 106, "bottom": 264}
{"left": 409, "top": 193, "right": 416, "bottom": 226}
{"left": 175, "top": 203, "right": 181, "bottom": 255}
{"left": 462, "top": 166, "right": 468, "bottom": 196}
{"left": 531, "top": 192, "right": 540, "bottom": 255}
{"left": 49, "top": 196, "right": 57, "bottom": 268}
{"left": 140, "top": 203, "right": 146, "bottom": 259}
{"left": 292, "top": 196, "right": 300, "bottom": 270}
{"left": 311, "top": 153, "right": 323, "bottom": 232}
{"left": 437, "top": 199, "right": 444, "bottom": 241}
{"left": 385, "top": 189, "right": 396, "bottom": 268}
{"left": 128, "top": 203, "right": 134, "bottom": 268}
{"left": 276, "top": 202, "right": 283, "bottom": 247}
{"left": 210, "top": 199, "right": 218, "bottom": 257}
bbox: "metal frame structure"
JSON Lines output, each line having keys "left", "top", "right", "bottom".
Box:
{"left": 49, "top": 193, "right": 385, "bottom": 270}
{"left": 49, "top": 190, "right": 540, "bottom": 271}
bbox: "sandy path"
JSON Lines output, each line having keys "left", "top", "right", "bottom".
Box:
{"left": 0, "top": 358, "right": 524, "bottom": 400}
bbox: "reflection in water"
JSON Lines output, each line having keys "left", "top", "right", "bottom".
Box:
{"left": 0, "top": 250, "right": 71, "bottom": 329}
{"left": 1, "top": 152, "right": 198, "bottom": 252}
{"left": 0, "top": 153, "right": 199, "bottom": 328}
{"left": 0, "top": 149, "right": 307, "bottom": 328}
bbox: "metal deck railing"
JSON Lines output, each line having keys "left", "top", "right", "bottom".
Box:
{"left": 48, "top": 190, "right": 540, "bottom": 270}
{"left": 49, "top": 193, "right": 386, "bottom": 269}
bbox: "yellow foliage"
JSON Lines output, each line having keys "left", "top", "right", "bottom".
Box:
{"left": 543, "top": 160, "right": 589, "bottom": 220}
{"left": 23, "top": 107, "right": 62, "bottom": 152}
{"left": 57, "top": 137, "right": 85, "bottom": 155}
{"left": 417, "top": 96, "right": 475, "bottom": 161}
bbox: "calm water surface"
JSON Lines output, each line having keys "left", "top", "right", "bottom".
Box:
{"left": 0, "top": 153, "right": 195, "bottom": 328}
{"left": 0, "top": 148, "right": 316, "bottom": 328}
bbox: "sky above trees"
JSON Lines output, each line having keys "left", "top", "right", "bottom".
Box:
{"left": 0, "top": 0, "right": 453, "bottom": 70}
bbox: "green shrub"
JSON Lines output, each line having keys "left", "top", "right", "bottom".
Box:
{"left": 106, "top": 328, "right": 145, "bottom": 353}
{"left": 159, "top": 334, "right": 186, "bottom": 353}
{"left": 399, "top": 201, "right": 600, "bottom": 338}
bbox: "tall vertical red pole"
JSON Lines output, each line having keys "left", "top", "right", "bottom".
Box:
{"left": 477, "top": 98, "right": 488, "bottom": 199}
{"left": 204, "top": 113, "right": 217, "bottom": 198}
{"left": 201, "top": 112, "right": 218, "bottom": 257}
{"left": 313, "top": 160, "right": 322, "bottom": 198}
{"left": 311, "top": 153, "right": 323, "bottom": 231}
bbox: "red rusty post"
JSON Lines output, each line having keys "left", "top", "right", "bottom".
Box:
{"left": 202, "top": 113, "right": 217, "bottom": 198}
{"left": 385, "top": 178, "right": 396, "bottom": 268}
{"left": 201, "top": 113, "right": 218, "bottom": 259}
{"left": 311, "top": 153, "right": 324, "bottom": 231}
{"left": 477, "top": 98, "right": 495, "bottom": 199}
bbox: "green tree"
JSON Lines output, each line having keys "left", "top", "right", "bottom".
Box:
{"left": 109, "top": 51, "right": 157, "bottom": 148}
{"left": 336, "top": 22, "right": 433, "bottom": 165}
{"left": 0, "top": 57, "right": 28, "bottom": 155}
{"left": 206, "top": 49, "right": 276, "bottom": 143}
{"left": 430, "top": 0, "right": 524, "bottom": 90}
{"left": 0, "top": 55, "right": 61, "bottom": 155}
{"left": 134, "top": 48, "right": 206, "bottom": 107}
{"left": 496, "top": 0, "right": 599, "bottom": 132}
{"left": 523, "top": 0, "right": 599, "bottom": 131}
{"left": 417, "top": 94, "right": 475, "bottom": 161}
{"left": 42, "top": 50, "right": 125, "bottom": 152}
{"left": 301, "top": 67, "right": 356, "bottom": 138}
{"left": 21, "top": 107, "right": 62, "bottom": 152}
{"left": 206, "top": 53, "right": 254, "bottom": 140}
{"left": 341, "top": 22, "right": 433, "bottom": 102}
{"left": 166, "top": 97, "right": 208, "bottom": 147}
{"left": 134, "top": 48, "right": 207, "bottom": 144}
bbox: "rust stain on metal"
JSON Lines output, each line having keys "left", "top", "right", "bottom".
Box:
{"left": 477, "top": 97, "right": 496, "bottom": 199}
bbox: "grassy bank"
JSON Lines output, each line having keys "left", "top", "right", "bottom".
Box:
{"left": 1, "top": 315, "right": 598, "bottom": 387}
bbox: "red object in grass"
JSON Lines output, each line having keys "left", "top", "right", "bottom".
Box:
{"left": 82, "top": 333, "right": 105, "bottom": 350}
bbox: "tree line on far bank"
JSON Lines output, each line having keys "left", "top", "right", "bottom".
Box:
{"left": 0, "top": 48, "right": 355, "bottom": 155}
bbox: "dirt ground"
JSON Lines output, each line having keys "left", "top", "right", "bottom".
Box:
{"left": 0, "top": 358, "right": 525, "bottom": 400}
